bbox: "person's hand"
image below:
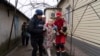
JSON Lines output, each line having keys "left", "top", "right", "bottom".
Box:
{"left": 53, "top": 30, "right": 56, "bottom": 34}
{"left": 53, "top": 25, "right": 57, "bottom": 31}
{"left": 56, "top": 32, "right": 59, "bottom": 35}
{"left": 43, "top": 28, "right": 46, "bottom": 32}
{"left": 62, "top": 27, "right": 67, "bottom": 32}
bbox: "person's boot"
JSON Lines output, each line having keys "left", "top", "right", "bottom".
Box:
{"left": 61, "top": 52, "right": 65, "bottom": 56}
{"left": 61, "top": 52, "right": 69, "bottom": 56}
{"left": 42, "top": 47, "right": 48, "bottom": 56}
{"left": 56, "top": 52, "right": 60, "bottom": 56}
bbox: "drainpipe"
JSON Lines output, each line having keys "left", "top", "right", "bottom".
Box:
{"left": 70, "top": 0, "right": 74, "bottom": 56}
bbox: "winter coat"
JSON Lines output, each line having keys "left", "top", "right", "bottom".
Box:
{"left": 43, "top": 24, "right": 56, "bottom": 48}
{"left": 54, "top": 18, "right": 66, "bottom": 44}
{"left": 27, "top": 17, "right": 45, "bottom": 37}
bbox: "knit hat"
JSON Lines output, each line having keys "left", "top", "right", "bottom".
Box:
{"left": 56, "top": 11, "right": 62, "bottom": 17}
{"left": 35, "top": 9, "right": 43, "bottom": 15}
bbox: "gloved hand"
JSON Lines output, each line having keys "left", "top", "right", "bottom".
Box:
{"left": 62, "top": 27, "right": 67, "bottom": 32}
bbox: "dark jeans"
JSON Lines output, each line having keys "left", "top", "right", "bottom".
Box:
{"left": 22, "top": 32, "right": 29, "bottom": 46}
{"left": 31, "top": 35, "right": 44, "bottom": 56}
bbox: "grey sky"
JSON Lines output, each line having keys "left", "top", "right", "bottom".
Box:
{"left": 7, "top": 0, "right": 58, "bottom": 19}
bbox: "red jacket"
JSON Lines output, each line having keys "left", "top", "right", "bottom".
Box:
{"left": 54, "top": 18, "right": 65, "bottom": 34}
{"left": 54, "top": 18, "right": 66, "bottom": 44}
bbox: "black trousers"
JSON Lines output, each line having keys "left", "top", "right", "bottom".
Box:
{"left": 31, "top": 35, "right": 44, "bottom": 56}
{"left": 22, "top": 32, "right": 29, "bottom": 46}
{"left": 56, "top": 43, "right": 65, "bottom": 51}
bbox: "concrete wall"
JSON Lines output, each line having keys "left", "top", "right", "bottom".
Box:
{"left": 0, "top": 4, "right": 27, "bottom": 45}
{"left": 58, "top": 0, "right": 100, "bottom": 56}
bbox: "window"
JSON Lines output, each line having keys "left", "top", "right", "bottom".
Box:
{"left": 51, "top": 12, "right": 55, "bottom": 19}
{"left": 66, "top": 6, "right": 70, "bottom": 24}
{"left": 14, "top": 16, "right": 19, "bottom": 36}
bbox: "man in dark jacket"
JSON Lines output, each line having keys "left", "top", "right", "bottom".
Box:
{"left": 21, "top": 22, "right": 29, "bottom": 46}
{"left": 28, "top": 9, "right": 45, "bottom": 56}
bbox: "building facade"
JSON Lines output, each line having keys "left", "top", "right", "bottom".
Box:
{"left": 44, "top": 8, "right": 61, "bottom": 23}
{"left": 0, "top": 0, "right": 29, "bottom": 55}
{"left": 57, "top": 0, "right": 100, "bottom": 56}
